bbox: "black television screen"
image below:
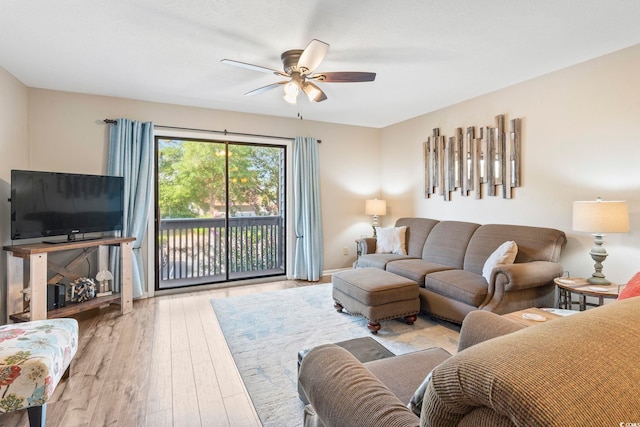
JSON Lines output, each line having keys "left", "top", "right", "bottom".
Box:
{"left": 11, "top": 170, "right": 124, "bottom": 240}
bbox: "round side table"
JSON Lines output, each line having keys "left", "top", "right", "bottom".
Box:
{"left": 554, "top": 277, "right": 620, "bottom": 311}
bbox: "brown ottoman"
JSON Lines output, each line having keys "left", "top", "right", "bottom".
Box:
{"left": 332, "top": 268, "right": 420, "bottom": 334}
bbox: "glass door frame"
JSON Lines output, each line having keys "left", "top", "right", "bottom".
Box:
{"left": 153, "top": 133, "right": 289, "bottom": 292}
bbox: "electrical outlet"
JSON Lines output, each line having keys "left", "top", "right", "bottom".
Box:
{"left": 343, "top": 247, "right": 349, "bottom": 256}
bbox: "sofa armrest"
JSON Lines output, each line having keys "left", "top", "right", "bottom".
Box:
{"left": 356, "top": 237, "right": 377, "bottom": 256}
{"left": 457, "top": 310, "right": 526, "bottom": 352}
{"left": 492, "top": 261, "right": 563, "bottom": 292}
{"left": 299, "top": 344, "right": 420, "bottom": 427}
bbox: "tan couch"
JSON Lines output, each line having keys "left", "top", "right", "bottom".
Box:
{"left": 355, "top": 218, "right": 567, "bottom": 323}
{"left": 299, "top": 296, "right": 640, "bottom": 426}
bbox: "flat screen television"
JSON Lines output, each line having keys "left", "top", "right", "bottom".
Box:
{"left": 10, "top": 169, "right": 124, "bottom": 241}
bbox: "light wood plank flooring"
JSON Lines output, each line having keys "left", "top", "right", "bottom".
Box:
{"left": 0, "top": 276, "right": 459, "bottom": 426}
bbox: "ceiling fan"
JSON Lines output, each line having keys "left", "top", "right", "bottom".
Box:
{"left": 221, "top": 39, "right": 376, "bottom": 104}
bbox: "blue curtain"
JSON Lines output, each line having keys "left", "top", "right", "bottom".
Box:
{"left": 108, "top": 118, "right": 154, "bottom": 298}
{"left": 293, "top": 136, "right": 324, "bottom": 281}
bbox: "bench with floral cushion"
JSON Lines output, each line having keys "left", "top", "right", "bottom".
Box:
{"left": 0, "top": 318, "right": 78, "bottom": 427}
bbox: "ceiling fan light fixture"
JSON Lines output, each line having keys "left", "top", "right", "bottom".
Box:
{"left": 283, "top": 92, "right": 297, "bottom": 104}
{"left": 304, "top": 85, "right": 322, "bottom": 102}
{"left": 283, "top": 81, "right": 299, "bottom": 97}
{"left": 222, "top": 39, "right": 375, "bottom": 105}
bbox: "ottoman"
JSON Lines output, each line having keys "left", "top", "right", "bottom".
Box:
{"left": 0, "top": 318, "right": 78, "bottom": 427}
{"left": 332, "top": 268, "right": 420, "bottom": 334}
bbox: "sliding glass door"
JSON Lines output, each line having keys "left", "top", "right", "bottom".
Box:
{"left": 155, "top": 137, "right": 286, "bottom": 290}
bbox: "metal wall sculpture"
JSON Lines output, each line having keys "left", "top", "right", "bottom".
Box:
{"left": 424, "top": 114, "right": 521, "bottom": 200}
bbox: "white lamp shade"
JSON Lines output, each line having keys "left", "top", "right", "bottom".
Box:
{"left": 365, "top": 199, "right": 387, "bottom": 216}
{"left": 572, "top": 200, "right": 630, "bottom": 233}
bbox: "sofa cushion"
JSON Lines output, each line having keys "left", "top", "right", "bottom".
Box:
{"left": 482, "top": 241, "right": 518, "bottom": 282}
{"left": 422, "top": 221, "right": 481, "bottom": 268}
{"left": 386, "top": 259, "right": 454, "bottom": 286}
{"left": 395, "top": 217, "right": 440, "bottom": 258}
{"left": 424, "top": 269, "right": 488, "bottom": 307}
{"left": 356, "top": 253, "right": 417, "bottom": 270}
{"left": 365, "top": 347, "right": 451, "bottom": 405}
{"left": 375, "top": 226, "right": 407, "bottom": 255}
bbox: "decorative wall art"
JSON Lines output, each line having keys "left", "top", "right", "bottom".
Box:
{"left": 424, "top": 114, "right": 521, "bottom": 200}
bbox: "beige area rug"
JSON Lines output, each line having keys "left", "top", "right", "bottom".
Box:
{"left": 211, "top": 283, "right": 459, "bottom": 427}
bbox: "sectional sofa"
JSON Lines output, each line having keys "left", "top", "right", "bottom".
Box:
{"left": 299, "top": 296, "right": 640, "bottom": 426}
{"left": 354, "top": 218, "right": 567, "bottom": 323}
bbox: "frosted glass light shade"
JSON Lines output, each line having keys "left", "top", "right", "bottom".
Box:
{"left": 573, "top": 200, "right": 629, "bottom": 233}
{"left": 365, "top": 199, "right": 387, "bottom": 216}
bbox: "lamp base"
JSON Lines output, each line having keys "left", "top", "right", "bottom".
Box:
{"left": 371, "top": 215, "right": 380, "bottom": 238}
{"left": 587, "top": 234, "right": 611, "bottom": 286}
{"left": 587, "top": 276, "right": 611, "bottom": 286}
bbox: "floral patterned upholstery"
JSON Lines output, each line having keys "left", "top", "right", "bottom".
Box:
{"left": 0, "top": 319, "right": 78, "bottom": 419}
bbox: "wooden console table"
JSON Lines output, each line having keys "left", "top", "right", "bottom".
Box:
{"left": 4, "top": 237, "right": 136, "bottom": 322}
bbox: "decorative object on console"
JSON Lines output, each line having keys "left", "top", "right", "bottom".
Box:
{"left": 95, "top": 269, "right": 114, "bottom": 296}
{"left": 573, "top": 198, "right": 629, "bottom": 286}
{"left": 365, "top": 198, "right": 387, "bottom": 237}
{"left": 68, "top": 277, "right": 97, "bottom": 303}
{"left": 424, "top": 114, "right": 521, "bottom": 201}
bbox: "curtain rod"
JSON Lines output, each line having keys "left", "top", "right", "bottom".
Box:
{"left": 103, "top": 119, "right": 321, "bottom": 143}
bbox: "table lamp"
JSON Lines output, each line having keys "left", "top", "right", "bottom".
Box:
{"left": 365, "top": 199, "right": 387, "bottom": 237}
{"left": 572, "top": 198, "right": 629, "bottom": 285}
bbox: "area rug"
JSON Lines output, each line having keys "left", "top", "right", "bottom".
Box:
{"left": 210, "top": 283, "right": 459, "bottom": 427}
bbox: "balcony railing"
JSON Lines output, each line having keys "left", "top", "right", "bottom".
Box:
{"left": 158, "top": 216, "right": 285, "bottom": 289}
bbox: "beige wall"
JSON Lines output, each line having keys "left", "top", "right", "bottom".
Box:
{"left": 0, "top": 65, "right": 29, "bottom": 215}
{"left": 2, "top": 43, "right": 639, "bottom": 300}
{"left": 24, "top": 90, "right": 381, "bottom": 287}
{"left": 380, "top": 44, "right": 640, "bottom": 284}
{"left": 0, "top": 65, "right": 29, "bottom": 320}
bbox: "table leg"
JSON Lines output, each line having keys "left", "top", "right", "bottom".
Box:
{"left": 579, "top": 294, "right": 586, "bottom": 311}
{"left": 120, "top": 241, "right": 133, "bottom": 314}
{"left": 6, "top": 252, "right": 25, "bottom": 323}
{"left": 559, "top": 288, "right": 569, "bottom": 309}
{"left": 30, "top": 254, "right": 48, "bottom": 320}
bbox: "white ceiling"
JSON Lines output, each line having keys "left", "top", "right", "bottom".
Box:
{"left": 1, "top": 1, "right": 639, "bottom": 128}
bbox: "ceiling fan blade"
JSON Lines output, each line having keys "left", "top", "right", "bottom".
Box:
{"left": 245, "top": 81, "right": 288, "bottom": 96}
{"left": 302, "top": 81, "right": 327, "bottom": 102}
{"left": 297, "top": 39, "right": 329, "bottom": 75}
{"left": 221, "top": 59, "right": 289, "bottom": 78}
{"left": 310, "top": 71, "right": 376, "bottom": 82}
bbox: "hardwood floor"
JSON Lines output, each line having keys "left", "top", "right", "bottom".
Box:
{"left": 0, "top": 278, "right": 327, "bottom": 427}
{"left": 0, "top": 275, "right": 459, "bottom": 427}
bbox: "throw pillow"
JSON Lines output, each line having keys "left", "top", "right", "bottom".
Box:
{"left": 618, "top": 271, "right": 640, "bottom": 300}
{"left": 407, "top": 370, "right": 432, "bottom": 416}
{"left": 375, "top": 226, "right": 407, "bottom": 255}
{"left": 482, "top": 241, "right": 518, "bottom": 282}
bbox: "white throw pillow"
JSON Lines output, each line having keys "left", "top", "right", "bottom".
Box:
{"left": 482, "top": 241, "right": 518, "bottom": 282}
{"left": 375, "top": 226, "right": 407, "bottom": 255}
